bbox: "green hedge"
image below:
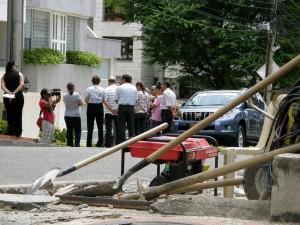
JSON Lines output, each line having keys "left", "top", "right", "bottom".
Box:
{"left": 23, "top": 48, "right": 64, "bottom": 65}
{"left": 66, "top": 50, "right": 102, "bottom": 68}
{"left": 23, "top": 48, "right": 102, "bottom": 68}
{"left": 0, "top": 120, "right": 8, "bottom": 135}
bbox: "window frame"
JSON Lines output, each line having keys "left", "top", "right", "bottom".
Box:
{"left": 103, "top": 36, "right": 133, "bottom": 61}
{"left": 50, "top": 13, "right": 67, "bottom": 55}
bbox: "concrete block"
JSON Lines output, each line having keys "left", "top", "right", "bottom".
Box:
{"left": 0, "top": 193, "right": 59, "bottom": 211}
{"left": 271, "top": 153, "right": 300, "bottom": 222}
{"left": 151, "top": 195, "right": 270, "bottom": 221}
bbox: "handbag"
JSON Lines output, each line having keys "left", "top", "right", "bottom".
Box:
{"left": 36, "top": 111, "right": 43, "bottom": 130}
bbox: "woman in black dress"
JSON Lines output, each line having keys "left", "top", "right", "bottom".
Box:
{"left": 1, "top": 61, "right": 25, "bottom": 137}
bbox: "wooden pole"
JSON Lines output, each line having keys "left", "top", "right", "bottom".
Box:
{"left": 120, "top": 178, "right": 244, "bottom": 200}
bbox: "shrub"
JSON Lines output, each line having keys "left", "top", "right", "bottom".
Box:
{"left": 0, "top": 120, "right": 8, "bottom": 134}
{"left": 23, "top": 48, "right": 64, "bottom": 65}
{"left": 53, "top": 127, "right": 67, "bottom": 146}
{"left": 66, "top": 50, "right": 102, "bottom": 68}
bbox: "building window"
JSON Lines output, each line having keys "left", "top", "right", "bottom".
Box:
{"left": 88, "top": 17, "right": 93, "bottom": 30}
{"left": 50, "top": 13, "right": 67, "bottom": 54}
{"left": 103, "top": 37, "right": 133, "bottom": 60}
{"left": 104, "top": 0, "right": 124, "bottom": 21}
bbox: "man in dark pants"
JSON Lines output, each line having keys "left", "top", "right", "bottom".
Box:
{"left": 84, "top": 75, "right": 115, "bottom": 147}
{"left": 104, "top": 77, "right": 118, "bottom": 147}
{"left": 161, "top": 81, "right": 177, "bottom": 134}
{"left": 115, "top": 74, "right": 137, "bottom": 144}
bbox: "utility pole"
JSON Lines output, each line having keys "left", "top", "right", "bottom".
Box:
{"left": 6, "top": 0, "right": 24, "bottom": 69}
{"left": 265, "top": 0, "right": 278, "bottom": 105}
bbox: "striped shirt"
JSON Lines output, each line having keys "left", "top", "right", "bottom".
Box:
{"left": 104, "top": 84, "right": 118, "bottom": 114}
{"left": 84, "top": 85, "right": 106, "bottom": 104}
{"left": 115, "top": 83, "right": 137, "bottom": 106}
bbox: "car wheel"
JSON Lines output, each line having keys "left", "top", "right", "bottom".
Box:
{"left": 243, "top": 165, "right": 265, "bottom": 200}
{"left": 234, "top": 125, "right": 245, "bottom": 147}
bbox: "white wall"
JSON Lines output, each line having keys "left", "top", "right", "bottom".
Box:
{"left": 93, "top": 0, "right": 156, "bottom": 89}
{"left": 26, "top": 0, "right": 96, "bottom": 18}
{"left": 0, "top": 22, "right": 7, "bottom": 61}
{"left": 22, "top": 63, "right": 111, "bottom": 95}
{"left": 0, "top": 92, "right": 67, "bottom": 138}
{"left": 0, "top": 0, "right": 7, "bottom": 66}
{"left": 0, "top": 0, "right": 7, "bottom": 21}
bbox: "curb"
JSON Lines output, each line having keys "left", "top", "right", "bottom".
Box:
{"left": 0, "top": 134, "right": 54, "bottom": 147}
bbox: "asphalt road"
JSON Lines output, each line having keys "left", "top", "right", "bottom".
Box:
{"left": 0, "top": 145, "right": 224, "bottom": 186}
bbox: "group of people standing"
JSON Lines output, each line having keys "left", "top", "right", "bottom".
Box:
{"left": 73, "top": 74, "right": 177, "bottom": 147}
{"left": 1, "top": 61, "right": 177, "bottom": 147}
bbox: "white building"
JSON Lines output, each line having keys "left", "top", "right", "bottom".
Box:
{"left": 0, "top": 0, "right": 122, "bottom": 138}
{"left": 93, "top": 0, "right": 166, "bottom": 89}
{"left": 0, "top": 0, "right": 121, "bottom": 93}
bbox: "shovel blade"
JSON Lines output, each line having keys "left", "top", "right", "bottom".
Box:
{"left": 26, "top": 168, "right": 60, "bottom": 195}
{"left": 90, "top": 181, "right": 122, "bottom": 196}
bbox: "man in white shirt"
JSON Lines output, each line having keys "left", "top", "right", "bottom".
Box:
{"left": 104, "top": 77, "right": 118, "bottom": 147}
{"left": 115, "top": 74, "right": 137, "bottom": 144}
{"left": 161, "top": 81, "right": 177, "bottom": 134}
{"left": 84, "top": 75, "right": 115, "bottom": 147}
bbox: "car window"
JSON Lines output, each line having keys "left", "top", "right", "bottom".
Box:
{"left": 252, "top": 94, "right": 266, "bottom": 110}
{"left": 252, "top": 95, "right": 259, "bottom": 107}
{"left": 186, "top": 93, "right": 238, "bottom": 106}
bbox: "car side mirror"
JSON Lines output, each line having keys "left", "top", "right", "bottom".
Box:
{"left": 181, "top": 102, "right": 186, "bottom": 106}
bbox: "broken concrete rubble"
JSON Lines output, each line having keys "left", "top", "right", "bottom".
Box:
{"left": 151, "top": 195, "right": 270, "bottom": 220}
{"left": 0, "top": 193, "right": 58, "bottom": 211}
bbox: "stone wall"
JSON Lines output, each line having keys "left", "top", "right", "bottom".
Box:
{"left": 271, "top": 153, "right": 300, "bottom": 222}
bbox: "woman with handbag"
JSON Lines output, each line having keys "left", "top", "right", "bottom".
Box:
{"left": 39, "top": 88, "right": 61, "bottom": 143}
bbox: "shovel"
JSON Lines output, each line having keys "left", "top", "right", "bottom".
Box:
{"left": 94, "top": 55, "right": 300, "bottom": 196}
{"left": 26, "top": 123, "right": 168, "bottom": 195}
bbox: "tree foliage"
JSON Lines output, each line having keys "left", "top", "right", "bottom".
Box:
{"left": 114, "top": 0, "right": 300, "bottom": 89}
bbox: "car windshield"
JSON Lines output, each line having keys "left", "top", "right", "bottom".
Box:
{"left": 186, "top": 92, "right": 238, "bottom": 106}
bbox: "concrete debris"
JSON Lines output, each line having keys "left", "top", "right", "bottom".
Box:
{"left": 78, "top": 204, "right": 89, "bottom": 209}
{"left": 0, "top": 193, "right": 59, "bottom": 211}
{"left": 234, "top": 187, "right": 245, "bottom": 197}
{"left": 0, "top": 193, "right": 58, "bottom": 203}
{"left": 53, "top": 184, "right": 77, "bottom": 196}
{"left": 150, "top": 195, "right": 270, "bottom": 221}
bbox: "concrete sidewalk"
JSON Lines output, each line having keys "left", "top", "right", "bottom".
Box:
{"left": 0, "top": 134, "right": 52, "bottom": 146}
{"left": 0, "top": 192, "right": 294, "bottom": 225}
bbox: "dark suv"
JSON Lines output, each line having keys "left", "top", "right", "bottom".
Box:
{"left": 173, "top": 90, "right": 266, "bottom": 147}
